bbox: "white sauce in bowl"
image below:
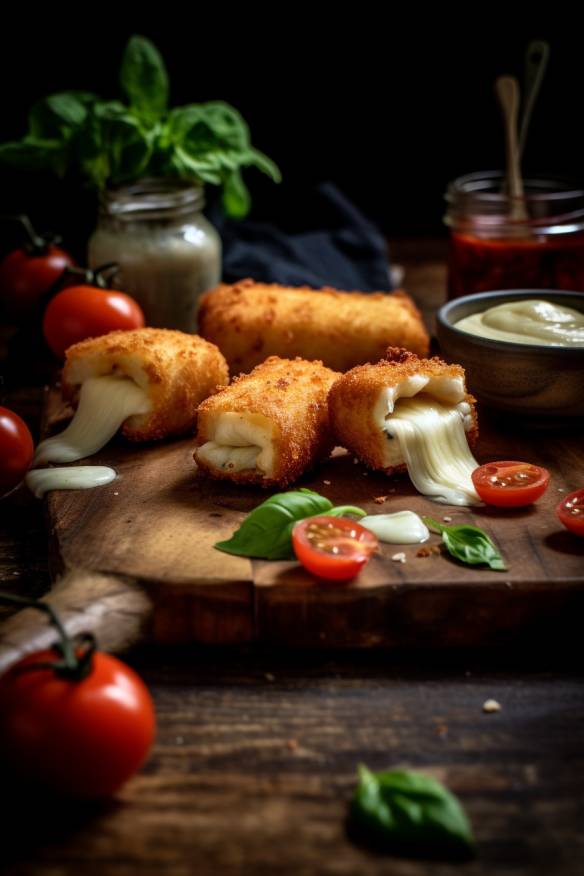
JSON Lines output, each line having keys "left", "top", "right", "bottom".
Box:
{"left": 454, "top": 299, "right": 584, "bottom": 347}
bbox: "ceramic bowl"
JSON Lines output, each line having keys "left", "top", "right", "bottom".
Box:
{"left": 436, "top": 289, "right": 584, "bottom": 417}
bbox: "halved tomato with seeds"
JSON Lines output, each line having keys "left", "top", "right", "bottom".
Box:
{"left": 292, "top": 516, "right": 378, "bottom": 581}
{"left": 471, "top": 461, "right": 550, "bottom": 507}
{"left": 556, "top": 488, "right": 584, "bottom": 537}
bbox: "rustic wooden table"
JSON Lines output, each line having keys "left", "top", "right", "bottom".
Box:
{"left": 1, "top": 241, "right": 583, "bottom": 876}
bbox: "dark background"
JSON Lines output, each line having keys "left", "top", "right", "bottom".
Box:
{"left": 0, "top": 14, "right": 581, "bottom": 256}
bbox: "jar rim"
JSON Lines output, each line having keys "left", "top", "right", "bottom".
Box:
{"left": 100, "top": 177, "right": 205, "bottom": 219}
{"left": 446, "top": 171, "right": 584, "bottom": 203}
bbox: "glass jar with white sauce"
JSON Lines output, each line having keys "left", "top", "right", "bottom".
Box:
{"left": 88, "top": 179, "right": 221, "bottom": 332}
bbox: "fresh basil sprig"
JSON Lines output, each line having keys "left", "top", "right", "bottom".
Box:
{"left": 423, "top": 517, "right": 507, "bottom": 571}
{"left": 0, "top": 36, "right": 280, "bottom": 218}
{"left": 350, "top": 765, "right": 475, "bottom": 859}
{"left": 215, "top": 489, "right": 365, "bottom": 560}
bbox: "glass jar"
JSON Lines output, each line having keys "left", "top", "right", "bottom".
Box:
{"left": 444, "top": 172, "right": 584, "bottom": 299}
{"left": 88, "top": 179, "right": 221, "bottom": 331}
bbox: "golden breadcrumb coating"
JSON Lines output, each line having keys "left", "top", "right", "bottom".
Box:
{"left": 62, "top": 328, "right": 229, "bottom": 442}
{"left": 198, "top": 279, "right": 430, "bottom": 373}
{"left": 329, "top": 347, "right": 478, "bottom": 475}
{"left": 195, "top": 356, "right": 339, "bottom": 487}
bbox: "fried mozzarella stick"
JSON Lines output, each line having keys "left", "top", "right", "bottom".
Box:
{"left": 35, "top": 328, "right": 229, "bottom": 464}
{"left": 329, "top": 348, "right": 480, "bottom": 505}
{"left": 195, "top": 356, "right": 338, "bottom": 487}
{"left": 198, "top": 280, "right": 430, "bottom": 373}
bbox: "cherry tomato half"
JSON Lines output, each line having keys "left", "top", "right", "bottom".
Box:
{"left": 292, "top": 516, "right": 378, "bottom": 581}
{"left": 0, "top": 407, "right": 34, "bottom": 497}
{"left": 0, "top": 648, "right": 156, "bottom": 799}
{"left": 471, "top": 460, "right": 550, "bottom": 507}
{"left": 556, "top": 488, "right": 584, "bottom": 537}
{"left": 43, "top": 285, "right": 145, "bottom": 358}
{"left": 0, "top": 246, "right": 74, "bottom": 318}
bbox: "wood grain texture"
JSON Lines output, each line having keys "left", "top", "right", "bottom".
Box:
{"left": 27, "top": 389, "right": 583, "bottom": 652}
{"left": 2, "top": 647, "right": 584, "bottom": 876}
{"left": 1, "top": 241, "right": 584, "bottom": 876}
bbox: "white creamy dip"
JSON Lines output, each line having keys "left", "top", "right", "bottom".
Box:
{"left": 454, "top": 299, "right": 584, "bottom": 347}
{"left": 26, "top": 466, "right": 117, "bottom": 497}
{"left": 361, "top": 511, "right": 430, "bottom": 544}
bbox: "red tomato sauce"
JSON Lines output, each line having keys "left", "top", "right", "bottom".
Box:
{"left": 448, "top": 231, "right": 584, "bottom": 299}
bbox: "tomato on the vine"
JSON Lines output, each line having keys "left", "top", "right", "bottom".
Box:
{"left": 556, "top": 488, "right": 584, "bottom": 537}
{"left": 471, "top": 461, "right": 550, "bottom": 507}
{"left": 0, "top": 407, "right": 34, "bottom": 497}
{"left": 0, "top": 216, "right": 74, "bottom": 318}
{"left": 292, "top": 516, "right": 378, "bottom": 581}
{"left": 0, "top": 643, "right": 156, "bottom": 799}
{"left": 0, "top": 246, "right": 74, "bottom": 317}
{"left": 43, "top": 285, "right": 145, "bottom": 358}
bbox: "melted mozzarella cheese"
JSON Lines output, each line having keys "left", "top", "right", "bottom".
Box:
{"left": 34, "top": 376, "right": 151, "bottom": 466}
{"left": 197, "top": 413, "right": 276, "bottom": 475}
{"left": 384, "top": 396, "right": 480, "bottom": 505}
{"left": 26, "top": 466, "right": 117, "bottom": 497}
{"left": 361, "top": 511, "right": 429, "bottom": 543}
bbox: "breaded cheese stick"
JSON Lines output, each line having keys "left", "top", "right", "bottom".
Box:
{"left": 35, "top": 328, "right": 229, "bottom": 465}
{"left": 195, "top": 356, "right": 338, "bottom": 487}
{"left": 329, "top": 348, "right": 480, "bottom": 505}
{"left": 198, "top": 280, "right": 430, "bottom": 373}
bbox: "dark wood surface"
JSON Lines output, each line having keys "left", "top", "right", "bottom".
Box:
{"left": 24, "top": 387, "right": 582, "bottom": 655}
{"left": 1, "top": 241, "right": 584, "bottom": 875}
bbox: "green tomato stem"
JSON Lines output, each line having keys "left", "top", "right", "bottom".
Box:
{"left": 0, "top": 591, "right": 96, "bottom": 680}
{"left": 0, "top": 213, "right": 50, "bottom": 255}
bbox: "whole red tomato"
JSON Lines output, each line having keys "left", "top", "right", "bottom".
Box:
{"left": 0, "top": 246, "right": 74, "bottom": 318}
{"left": 0, "top": 406, "right": 34, "bottom": 497}
{"left": 0, "top": 647, "right": 156, "bottom": 799}
{"left": 43, "top": 285, "right": 146, "bottom": 358}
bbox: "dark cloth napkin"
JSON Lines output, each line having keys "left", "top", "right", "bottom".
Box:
{"left": 209, "top": 182, "right": 392, "bottom": 292}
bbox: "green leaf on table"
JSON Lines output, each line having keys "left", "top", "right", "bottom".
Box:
{"left": 215, "top": 489, "right": 365, "bottom": 560}
{"left": 120, "top": 35, "right": 169, "bottom": 120}
{"left": 350, "top": 765, "right": 475, "bottom": 859}
{"left": 423, "top": 517, "right": 507, "bottom": 571}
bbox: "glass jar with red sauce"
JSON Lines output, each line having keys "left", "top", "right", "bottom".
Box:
{"left": 444, "top": 172, "right": 584, "bottom": 299}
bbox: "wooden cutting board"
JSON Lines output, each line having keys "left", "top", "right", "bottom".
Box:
{"left": 1, "top": 389, "right": 583, "bottom": 668}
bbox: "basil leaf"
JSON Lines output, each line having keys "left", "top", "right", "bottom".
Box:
{"left": 350, "top": 765, "right": 474, "bottom": 859}
{"left": 222, "top": 169, "right": 251, "bottom": 219}
{"left": 215, "top": 489, "right": 365, "bottom": 560}
{"left": 167, "top": 146, "right": 222, "bottom": 186}
{"left": 239, "top": 146, "right": 282, "bottom": 182}
{"left": 0, "top": 138, "right": 67, "bottom": 174}
{"left": 423, "top": 517, "right": 507, "bottom": 571}
{"left": 200, "top": 101, "right": 250, "bottom": 150}
{"left": 0, "top": 36, "right": 279, "bottom": 214}
{"left": 29, "top": 92, "right": 89, "bottom": 139}
{"left": 120, "top": 35, "right": 169, "bottom": 120}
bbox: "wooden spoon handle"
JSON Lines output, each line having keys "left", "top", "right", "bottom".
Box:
{"left": 495, "top": 76, "right": 524, "bottom": 199}
{"left": 495, "top": 75, "right": 528, "bottom": 223}
{"left": 0, "top": 568, "right": 152, "bottom": 675}
{"left": 519, "top": 40, "right": 550, "bottom": 157}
